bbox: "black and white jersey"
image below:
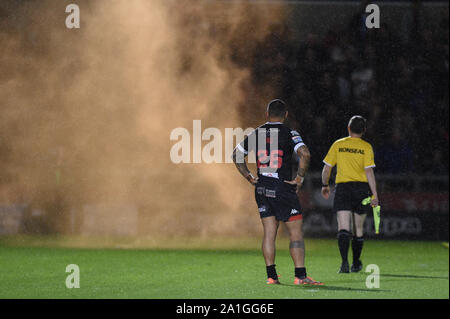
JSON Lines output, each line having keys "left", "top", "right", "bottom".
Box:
{"left": 235, "top": 122, "right": 305, "bottom": 181}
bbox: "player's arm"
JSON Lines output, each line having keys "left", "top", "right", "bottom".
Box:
{"left": 285, "top": 144, "right": 310, "bottom": 190}
{"left": 232, "top": 147, "right": 258, "bottom": 185}
{"left": 364, "top": 167, "right": 379, "bottom": 207}
{"left": 297, "top": 144, "right": 311, "bottom": 179}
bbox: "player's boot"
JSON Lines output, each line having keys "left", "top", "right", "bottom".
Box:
{"left": 266, "top": 278, "right": 280, "bottom": 284}
{"left": 351, "top": 260, "right": 363, "bottom": 273}
{"left": 338, "top": 261, "right": 350, "bottom": 273}
{"left": 266, "top": 275, "right": 280, "bottom": 284}
{"left": 294, "top": 276, "right": 324, "bottom": 285}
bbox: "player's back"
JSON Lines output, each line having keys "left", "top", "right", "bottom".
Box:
{"left": 250, "top": 122, "right": 304, "bottom": 182}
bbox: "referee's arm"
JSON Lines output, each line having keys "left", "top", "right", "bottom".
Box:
{"left": 321, "top": 163, "right": 332, "bottom": 199}
{"left": 365, "top": 167, "right": 379, "bottom": 207}
{"left": 321, "top": 142, "right": 336, "bottom": 199}
{"left": 364, "top": 144, "right": 379, "bottom": 207}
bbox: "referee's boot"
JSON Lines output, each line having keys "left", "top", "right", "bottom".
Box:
{"left": 351, "top": 260, "right": 363, "bottom": 273}
{"left": 338, "top": 261, "right": 350, "bottom": 273}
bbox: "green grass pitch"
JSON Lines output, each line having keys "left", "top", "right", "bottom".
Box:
{"left": 0, "top": 237, "right": 448, "bottom": 299}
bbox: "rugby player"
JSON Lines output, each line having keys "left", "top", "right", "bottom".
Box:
{"left": 321, "top": 115, "right": 379, "bottom": 273}
{"left": 232, "top": 99, "right": 323, "bottom": 285}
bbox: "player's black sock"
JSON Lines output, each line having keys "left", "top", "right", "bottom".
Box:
{"left": 352, "top": 236, "right": 364, "bottom": 264}
{"left": 295, "top": 267, "right": 307, "bottom": 279}
{"left": 337, "top": 230, "right": 352, "bottom": 263}
{"left": 266, "top": 264, "right": 278, "bottom": 280}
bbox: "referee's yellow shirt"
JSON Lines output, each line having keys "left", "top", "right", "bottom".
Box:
{"left": 323, "top": 137, "right": 375, "bottom": 184}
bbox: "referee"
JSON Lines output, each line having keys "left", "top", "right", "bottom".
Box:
{"left": 321, "top": 116, "right": 379, "bottom": 273}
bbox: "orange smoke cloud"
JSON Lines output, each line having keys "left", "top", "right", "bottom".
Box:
{"left": 0, "top": 0, "right": 286, "bottom": 238}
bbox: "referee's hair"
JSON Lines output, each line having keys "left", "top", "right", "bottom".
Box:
{"left": 267, "top": 99, "right": 287, "bottom": 117}
{"left": 348, "top": 115, "right": 367, "bottom": 134}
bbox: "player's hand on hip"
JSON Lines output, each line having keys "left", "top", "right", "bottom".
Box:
{"left": 245, "top": 173, "right": 258, "bottom": 185}
{"left": 321, "top": 186, "right": 330, "bottom": 199}
{"left": 285, "top": 175, "right": 304, "bottom": 188}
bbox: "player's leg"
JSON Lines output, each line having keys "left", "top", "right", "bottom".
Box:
{"left": 279, "top": 186, "right": 306, "bottom": 278}
{"left": 336, "top": 210, "right": 352, "bottom": 273}
{"left": 284, "top": 218, "right": 306, "bottom": 279}
{"left": 285, "top": 218, "right": 323, "bottom": 285}
{"left": 261, "top": 216, "right": 280, "bottom": 283}
{"left": 255, "top": 185, "right": 281, "bottom": 283}
{"left": 351, "top": 213, "right": 366, "bottom": 272}
{"left": 284, "top": 218, "right": 305, "bottom": 268}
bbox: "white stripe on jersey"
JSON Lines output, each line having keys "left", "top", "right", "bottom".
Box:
{"left": 236, "top": 143, "right": 247, "bottom": 154}
{"left": 294, "top": 142, "right": 306, "bottom": 153}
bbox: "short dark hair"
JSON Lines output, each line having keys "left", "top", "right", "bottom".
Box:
{"left": 348, "top": 115, "right": 367, "bottom": 134}
{"left": 267, "top": 99, "right": 287, "bottom": 117}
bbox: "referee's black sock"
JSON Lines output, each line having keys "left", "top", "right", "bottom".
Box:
{"left": 337, "top": 230, "right": 352, "bottom": 263}
{"left": 295, "top": 267, "right": 307, "bottom": 279}
{"left": 352, "top": 236, "right": 364, "bottom": 264}
{"left": 266, "top": 264, "right": 278, "bottom": 281}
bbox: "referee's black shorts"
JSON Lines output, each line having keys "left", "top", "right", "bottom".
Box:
{"left": 333, "top": 182, "right": 372, "bottom": 214}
